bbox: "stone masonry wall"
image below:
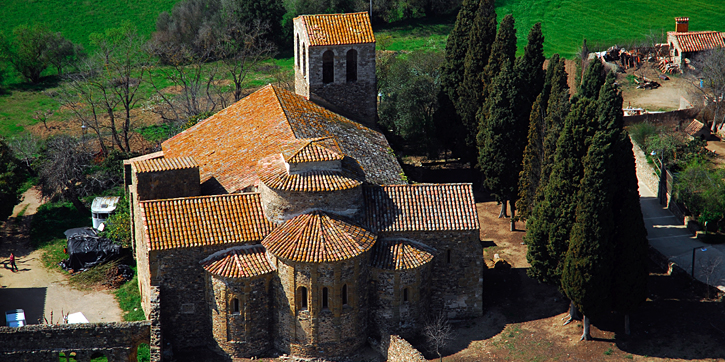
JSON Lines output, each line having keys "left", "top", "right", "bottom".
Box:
{"left": 259, "top": 183, "right": 363, "bottom": 224}
{"left": 148, "top": 286, "right": 162, "bottom": 362}
{"left": 0, "top": 322, "right": 150, "bottom": 362}
{"left": 293, "top": 18, "right": 377, "bottom": 127}
{"left": 133, "top": 167, "right": 200, "bottom": 202}
{"left": 208, "top": 274, "right": 273, "bottom": 357}
{"left": 370, "top": 264, "right": 431, "bottom": 340}
{"left": 150, "top": 243, "right": 257, "bottom": 354}
{"left": 271, "top": 254, "right": 369, "bottom": 358}
{"left": 370, "top": 334, "right": 426, "bottom": 362}
{"left": 380, "top": 231, "right": 483, "bottom": 319}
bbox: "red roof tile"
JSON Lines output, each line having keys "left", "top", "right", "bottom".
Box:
{"left": 200, "top": 245, "right": 275, "bottom": 278}
{"left": 132, "top": 157, "right": 198, "bottom": 173}
{"left": 370, "top": 239, "right": 435, "bottom": 270}
{"left": 262, "top": 211, "right": 376, "bottom": 263}
{"left": 363, "top": 184, "right": 479, "bottom": 232}
{"left": 161, "top": 85, "right": 403, "bottom": 193}
{"left": 670, "top": 31, "right": 725, "bottom": 52}
{"left": 257, "top": 154, "right": 363, "bottom": 192}
{"left": 140, "top": 194, "right": 274, "bottom": 251}
{"left": 299, "top": 12, "right": 375, "bottom": 46}
{"left": 684, "top": 119, "right": 706, "bottom": 136}
{"left": 281, "top": 138, "right": 343, "bottom": 163}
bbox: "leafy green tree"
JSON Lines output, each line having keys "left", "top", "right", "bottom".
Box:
{"left": 477, "top": 59, "right": 525, "bottom": 223}
{"left": 0, "top": 138, "right": 27, "bottom": 220}
{"left": 0, "top": 24, "right": 51, "bottom": 83}
{"left": 455, "top": 0, "right": 497, "bottom": 162}
{"left": 99, "top": 194, "right": 131, "bottom": 248}
{"left": 561, "top": 130, "right": 615, "bottom": 341}
{"left": 440, "top": 0, "right": 479, "bottom": 98}
{"left": 379, "top": 51, "right": 444, "bottom": 155}
{"left": 674, "top": 160, "right": 725, "bottom": 225}
{"left": 45, "top": 32, "right": 84, "bottom": 76}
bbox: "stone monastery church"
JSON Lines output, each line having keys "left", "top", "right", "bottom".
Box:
{"left": 125, "top": 12, "right": 483, "bottom": 360}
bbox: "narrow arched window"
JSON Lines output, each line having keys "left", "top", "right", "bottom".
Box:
{"left": 675, "top": 49, "right": 679, "bottom": 56}
{"left": 296, "top": 35, "right": 300, "bottom": 68}
{"left": 346, "top": 49, "right": 357, "bottom": 82}
{"left": 342, "top": 284, "right": 348, "bottom": 306}
{"left": 403, "top": 288, "right": 409, "bottom": 302}
{"left": 447, "top": 249, "right": 451, "bottom": 264}
{"left": 232, "top": 298, "right": 240, "bottom": 314}
{"left": 302, "top": 45, "right": 306, "bottom": 77}
{"left": 322, "top": 50, "right": 334, "bottom": 83}
{"left": 322, "top": 287, "right": 329, "bottom": 309}
{"left": 298, "top": 287, "right": 308, "bottom": 310}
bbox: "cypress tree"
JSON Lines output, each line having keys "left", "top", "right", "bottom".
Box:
{"left": 514, "top": 22, "right": 545, "bottom": 112}
{"left": 598, "top": 73, "right": 648, "bottom": 335}
{"left": 440, "top": 0, "right": 479, "bottom": 98}
{"left": 561, "top": 130, "right": 616, "bottom": 341}
{"left": 540, "top": 57, "right": 570, "bottom": 185}
{"left": 477, "top": 59, "right": 524, "bottom": 222}
{"left": 455, "top": 0, "right": 497, "bottom": 162}
{"left": 578, "top": 59, "right": 605, "bottom": 100}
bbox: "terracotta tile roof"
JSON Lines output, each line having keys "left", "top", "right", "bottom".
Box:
{"left": 140, "top": 194, "right": 274, "bottom": 251}
{"left": 363, "top": 184, "right": 479, "bottom": 232}
{"left": 670, "top": 31, "right": 725, "bottom": 52}
{"left": 675, "top": 17, "right": 689, "bottom": 22}
{"left": 200, "top": 245, "right": 275, "bottom": 279}
{"left": 281, "top": 138, "right": 343, "bottom": 163}
{"left": 257, "top": 154, "right": 363, "bottom": 192}
{"left": 684, "top": 119, "right": 706, "bottom": 136}
{"left": 262, "top": 211, "right": 376, "bottom": 263}
{"left": 370, "top": 239, "right": 435, "bottom": 270}
{"left": 161, "top": 85, "right": 404, "bottom": 193}
{"left": 299, "top": 12, "right": 375, "bottom": 46}
{"left": 132, "top": 157, "right": 198, "bottom": 173}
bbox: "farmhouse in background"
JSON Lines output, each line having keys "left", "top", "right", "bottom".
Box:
{"left": 124, "top": 12, "right": 483, "bottom": 361}
{"left": 667, "top": 17, "right": 725, "bottom": 66}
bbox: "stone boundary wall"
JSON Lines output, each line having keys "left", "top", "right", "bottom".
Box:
{"left": 623, "top": 107, "right": 699, "bottom": 127}
{"left": 148, "top": 286, "right": 163, "bottom": 362}
{"left": 369, "top": 334, "right": 426, "bottom": 362}
{"left": 0, "top": 321, "right": 150, "bottom": 362}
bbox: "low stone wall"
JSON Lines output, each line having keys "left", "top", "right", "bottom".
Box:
{"left": 370, "top": 334, "right": 426, "bottom": 362}
{"left": 0, "top": 321, "right": 150, "bottom": 362}
{"left": 148, "top": 286, "right": 163, "bottom": 362}
{"left": 623, "top": 107, "right": 699, "bottom": 127}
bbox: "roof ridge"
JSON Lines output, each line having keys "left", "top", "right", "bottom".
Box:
{"left": 139, "top": 192, "right": 260, "bottom": 205}
{"left": 270, "top": 85, "right": 296, "bottom": 136}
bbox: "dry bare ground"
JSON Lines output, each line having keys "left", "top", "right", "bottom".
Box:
{"left": 436, "top": 200, "right": 725, "bottom": 362}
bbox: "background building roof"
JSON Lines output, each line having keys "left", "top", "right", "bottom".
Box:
{"left": 140, "top": 194, "right": 274, "bottom": 250}
{"left": 669, "top": 31, "right": 725, "bottom": 52}
{"left": 161, "top": 85, "right": 403, "bottom": 193}
{"left": 299, "top": 12, "right": 375, "bottom": 46}
{"left": 363, "top": 184, "right": 480, "bottom": 232}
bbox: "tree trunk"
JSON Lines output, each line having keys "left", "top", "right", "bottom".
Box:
{"left": 510, "top": 202, "right": 516, "bottom": 231}
{"left": 580, "top": 315, "right": 592, "bottom": 341}
{"left": 64, "top": 187, "right": 88, "bottom": 214}
{"left": 563, "top": 300, "right": 577, "bottom": 325}
{"left": 624, "top": 314, "right": 630, "bottom": 335}
{"left": 498, "top": 199, "right": 509, "bottom": 218}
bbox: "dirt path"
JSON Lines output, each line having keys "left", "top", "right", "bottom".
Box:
{"left": 0, "top": 188, "right": 122, "bottom": 325}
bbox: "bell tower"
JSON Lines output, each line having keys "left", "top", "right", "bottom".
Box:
{"left": 293, "top": 12, "right": 377, "bottom": 127}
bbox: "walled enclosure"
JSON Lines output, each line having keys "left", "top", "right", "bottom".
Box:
{"left": 272, "top": 254, "right": 369, "bottom": 358}
{"left": 0, "top": 322, "right": 150, "bottom": 362}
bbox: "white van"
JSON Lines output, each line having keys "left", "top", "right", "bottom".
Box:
{"left": 91, "top": 196, "right": 120, "bottom": 230}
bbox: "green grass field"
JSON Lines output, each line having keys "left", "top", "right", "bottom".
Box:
{"left": 2, "top": 0, "right": 177, "bottom": 49}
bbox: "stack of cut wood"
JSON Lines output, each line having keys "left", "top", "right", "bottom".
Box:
{"left": 658, "top": 59, "right": 680, "bottom": 74}
{"left": 634, "top": 75, "right": 661, "bottom": 89}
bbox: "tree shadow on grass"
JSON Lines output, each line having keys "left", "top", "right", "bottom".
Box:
{"left": 2, "top": 75, "right": 61, "bottom": 95}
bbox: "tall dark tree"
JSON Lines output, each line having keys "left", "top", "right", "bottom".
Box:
{"left": 516, "top": 92, "right": 546, "bottom": 221}
{"left": 599, "top": 73, "right": 648, "bottom": 335}
{"left": 0, "top": 138, "right": 26, "bottom": 220}
{"left": 578, "top": 59, "right": 605, "bottom": 99}
{"left": 561, "top": 130, "right": 616, "bottom": 341}
{"left": 440, "top": 0, "right": 479, "bottom": 98}
{"left": 477, "top": 59, "right": 525, "bottom": 224}
{"left": 455, "top": 0, "right": 497, "bottom": 162}
{"left": 514, "top": 23, "right": 545, "bottom": 115}
{"left": 540, "top": 56, "right": 570, "bottom": 185}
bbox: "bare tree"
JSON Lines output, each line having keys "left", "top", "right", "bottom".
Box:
{"left": 424, "top": 312, "right": 453, "bottom": 362}
{"left": 690, "top": 48, "right": 725, "bottom": 133}
{"left": 38, "top": 135, "right": 92, "bottom": 213}
{"left": 698, "top": 255, "right": 724, "bottom": 299}
{"left": 7, "top": 133, "right": 40, "bottom": 173}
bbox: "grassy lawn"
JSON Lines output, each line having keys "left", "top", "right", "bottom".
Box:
{"left": 2, "top": 0, "right": 178, "bottom": 50}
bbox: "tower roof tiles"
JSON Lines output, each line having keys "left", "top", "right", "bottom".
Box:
{"left": 370, "top": 239, "right": 435, "bottom": 270}
{"left": 132, "top": 157, "right": 198, "bottom": 173}
{"left": 257, "top": 154, "right": 363, "bottom": 192}
{"left": 200, "top": 245, "right": 275, "bottom": 279}
{"left": 299, "top": 12, "right": 375, "bottom": 46}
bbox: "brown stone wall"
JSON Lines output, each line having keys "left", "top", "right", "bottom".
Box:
{"left": 370, "top": 334, "right": 426, "bottom": 362}
{"left": 0, "top": 322, "right": 150, "bottom": 362}
{"left": 150, "top": 243, "right": 256, "bottom": 353}
{"left": 271, "top": 255, "right": 369, "bottom": 358}
{"left": 259, "top": 183, "right": 363, "bottom": 224}
{"left": 379, "top": 231, "right": 483, "bottom": 319}
{"left": 370, "top": 264, "right": 431, "bottom": 340}
{"left": 133, "top": 167, "right": 200, "bottom": 201}
{"left": 208, "top": 274, "right": 273, "bottom": 357}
